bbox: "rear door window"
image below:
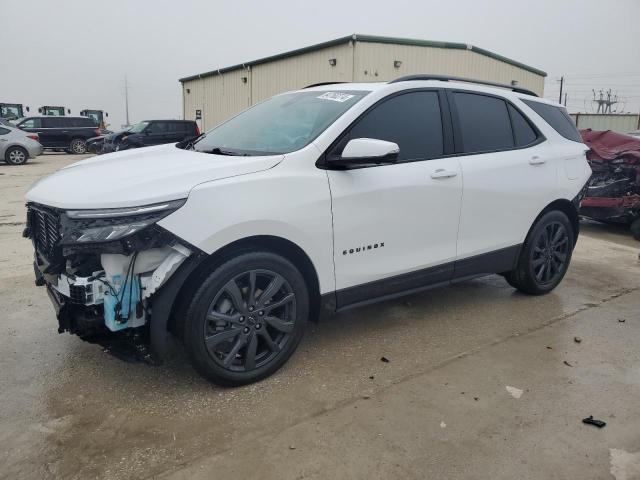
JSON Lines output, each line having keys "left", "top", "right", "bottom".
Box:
{"left": 170, "top": 122, "right": 187, "bottom": 133}
{"left": 452, "top": 92, "right": 514, "bottom": 153}
{"left": 522, "top": 100, "right": 582, "bottom": 143}
{"left": 147, "top": 122, "right": 168, "bottom": 134}
{"left": 508, "top": 105, "right": 539, "bottom": 147}
{"left": 42, "top": 117, "right": 64, "bottom": 128}
{"left": 339, "top": 91, "right": 444, "bottom": 162}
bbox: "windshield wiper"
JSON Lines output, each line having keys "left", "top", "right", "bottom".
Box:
{"left": 205, "top": 147, "right": 250, "bottom": 156}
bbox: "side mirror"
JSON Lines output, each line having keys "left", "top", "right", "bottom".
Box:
{"left": 105, "top": 112, "right": 109, "bottom": 117}
{"left": 330, "top": 138, "right": 399, "bottom": 168}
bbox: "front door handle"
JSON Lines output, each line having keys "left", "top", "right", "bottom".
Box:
{"left": 430, "top": 169, "right": 458, "bottom": 179}
{"left": 529, "top": 156, "right": 546, "bottom": 165}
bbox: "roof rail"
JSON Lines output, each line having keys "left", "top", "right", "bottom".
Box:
{"left": 303, "top": 81, "right": 348, "bottom": 89}
{"left": 389, "top": 75, "right": 538, "bottom": 97}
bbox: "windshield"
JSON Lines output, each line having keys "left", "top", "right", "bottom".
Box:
{"left": 1, "top": 105, "right": 22, "bottom": 118}
{"left": 128, "top": 121, "right": 149, "bottom": 133}
{"left": 193, "top": 90, "right": 368, "bottom": 155}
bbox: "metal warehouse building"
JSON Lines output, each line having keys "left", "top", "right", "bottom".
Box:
{"left": 180, "top": 34, "right": 547, "bottom": 130}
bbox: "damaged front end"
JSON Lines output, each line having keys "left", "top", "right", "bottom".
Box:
{"left": 579, "top": 129, "right": 640, "bottom": 230}
{"left": 24, "top": 200, "right": 202, "bottom": 362}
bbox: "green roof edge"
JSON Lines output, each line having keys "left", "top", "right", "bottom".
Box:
{"left": 179, "top": 34, "right": 546, "bottom": 82}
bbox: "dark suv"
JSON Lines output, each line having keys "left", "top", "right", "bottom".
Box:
{"left": 102, "top": 120, "right": 199, "bottom": 153}
{"left": 15, "top": 116, "right": 100, "bottom": 154}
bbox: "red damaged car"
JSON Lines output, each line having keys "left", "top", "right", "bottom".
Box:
{"left": 580, "top": 129, "right": 640, "bottom": 240}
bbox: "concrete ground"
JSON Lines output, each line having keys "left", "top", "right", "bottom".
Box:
{"left": 1, "top": 153, "right": 639, "bottom": 480}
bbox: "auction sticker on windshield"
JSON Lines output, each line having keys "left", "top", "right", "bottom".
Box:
{"left": 317, "top": 92, "right": 355, "bottom": 102}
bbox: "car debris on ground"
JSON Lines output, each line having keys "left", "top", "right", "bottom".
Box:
{"left": 505, "top": 386, "right": 523, "bottom": 399}
{"left": 583, "top": 415, "right": 607, "bottom": 428}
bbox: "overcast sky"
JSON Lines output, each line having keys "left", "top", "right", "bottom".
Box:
{"left": 2, "top": 0, "right": 639, "bottom": 129}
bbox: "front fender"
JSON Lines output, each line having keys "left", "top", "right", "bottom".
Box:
{"left": 148, "top": 252, "right": 206, "bottom": 361}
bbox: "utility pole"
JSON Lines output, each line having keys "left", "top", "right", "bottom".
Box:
{"left": 558, "top": 76, "right": 564, "bottom": 104}
{"left": 564, "top": 93, "right": 567, "bottom": 106}
{"left": 124, "top": 75, "right": 130, "bottom": 127}
{"left": 592, "top": 89, "right": 618, "bottom": 114}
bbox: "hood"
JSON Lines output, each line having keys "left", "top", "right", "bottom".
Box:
{"left": 580, "top": 129, "right": 640, "bottom": 164}
{"left": 26, "top": 144, "right": 283, "bottom": 209}
{"left": 105, "top": 130, "right": 128, "bottom": 141}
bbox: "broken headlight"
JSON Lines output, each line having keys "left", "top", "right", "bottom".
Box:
{"left": 63, "top": 199, "right": 186, "bottom": 244}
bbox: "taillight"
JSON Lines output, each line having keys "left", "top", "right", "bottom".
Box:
{"left": 27, "top": 134, "right": 39, "bottom": 141}
{"left": 195, "top": 125, "right": 200, "bottom": 136}
{"left": 94, "top": 129, "right": 101, "bottom": 136}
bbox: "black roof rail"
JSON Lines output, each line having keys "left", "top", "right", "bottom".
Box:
{"left": 389, "top": 74, "right": 538, "bottom": 97}
{"left": 303, "top": 81, "right": 348, "bottom": 89}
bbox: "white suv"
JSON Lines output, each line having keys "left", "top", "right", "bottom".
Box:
{"left": 25, "top": 75, "right": 590, "bottom": 386}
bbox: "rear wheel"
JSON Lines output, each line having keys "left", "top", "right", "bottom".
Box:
{"left": 505, "top": 210, "right": 574, "bottom": 295}
{"left": 69, "top": 138, "right": 87, "bottom": 154}
{"left": 183, "top": 252, "right": 308, "bottom": 386}
{"left": 4, "top": 146, "right": 28, "bottom": 165}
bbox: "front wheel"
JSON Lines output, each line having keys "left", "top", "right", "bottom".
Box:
{"left": 183, "top": 252, "right": 308, "bottom": 386}
{"left": 505, "top": 210, "right": 575, "bottom": 295}
{"left": 5, "top": 146, "right": 29, "bottom": 165}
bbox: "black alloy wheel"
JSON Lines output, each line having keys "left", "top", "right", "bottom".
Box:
{"left": 184, "top": 252, "right": 308, "bottom": 386}
{"left": 204, "top": 269, "right": 296, "bottom": 372}
{"left": 531, "top": 221, "right": 570, "bottom": 285}
{"left": 505, "top": 210, "right": 574, "bottom": 295}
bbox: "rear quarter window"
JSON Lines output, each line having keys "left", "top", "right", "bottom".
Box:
{"left": 522, "top": 100, "right": 582, "bottom": 143}
{"left": 0, "top": 127, "right": 10, "bottom": 135}
{"left": 75, "top": 117, "right": 96, "bottom": 127}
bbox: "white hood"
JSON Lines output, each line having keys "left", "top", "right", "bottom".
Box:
{"left": 26, "top": 144, "right": 284, "bottom": 209}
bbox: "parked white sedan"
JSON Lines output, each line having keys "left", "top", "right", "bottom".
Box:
{"left": 0, "top": 124, "right": 43, "bottom": 165}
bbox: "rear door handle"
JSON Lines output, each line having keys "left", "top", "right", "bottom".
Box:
{"left": 529, "top": 156, "right": 546, "bottom": 165}
{"left": 430, "top": 169, "right": 458, "bottom": 179}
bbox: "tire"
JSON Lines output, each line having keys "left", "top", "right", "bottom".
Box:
{"left": 4, "top": 146, "right": 29, "bottom": 165}
{"left": 69, "top": 138, "right": 87, "bottom": 154}
{"left": 631, "top": 218, "right": 640, "bottom": 241}
{"left": 505, "top": 210, "right": 575, "bottom": 295}
{"left": 183, "top": 252, "right": 309, "bottom": 386}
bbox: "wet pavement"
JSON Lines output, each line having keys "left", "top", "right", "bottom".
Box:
{"left": 1, "top": 154, "right": 639, "bottom": 479}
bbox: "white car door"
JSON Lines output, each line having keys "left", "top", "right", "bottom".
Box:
{"left": 324, "top": 90, "right": 463, "bottom": 308}
{"left": 448, "top": 91, "right": 557, "bottom": 275}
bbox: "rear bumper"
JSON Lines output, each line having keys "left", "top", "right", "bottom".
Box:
{"left": 580, "top": 195, "right": 640, "bottom": 224}
{"left": 27, "top": 143, "right": 43, "bottom": 158}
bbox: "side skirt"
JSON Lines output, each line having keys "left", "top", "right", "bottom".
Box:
{"left": 321, "top": 244, "right": 521, "bottom": 313}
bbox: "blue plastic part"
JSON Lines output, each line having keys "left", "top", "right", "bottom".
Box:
{"left": 104, "top": 274, "right": 141, "bottom": 332}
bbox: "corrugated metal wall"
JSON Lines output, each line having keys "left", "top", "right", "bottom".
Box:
{"left": 251, "top": 43, "right": 353, "bottom": 103}
{"left": 183, "top": 69, "right": 251, "bottom": 130}
{"left": 182, "top": 39, "right": 546, "bottom": 129}
{"left": 570, "top": 113, "right": 639, "bottom": 134}
{"left": 353, "top": 43, "right": 544, "bottom": 95}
